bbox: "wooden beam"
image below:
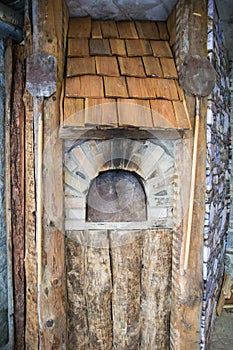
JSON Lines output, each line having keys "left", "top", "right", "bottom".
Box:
{"left": 10, "top": 44, "right": 25, "bottom": 350}
{"left": 27, "top": 0, "right": 69, "bottom": 348}
{"left": 4, "top": 39, "right": 14, "bottom": 350}
{"left": 168, "top": 0, "right": 208, "bottom": 349}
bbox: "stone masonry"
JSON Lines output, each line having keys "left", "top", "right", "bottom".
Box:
{"left": 201, "top": 1, "right": 231, "bottom": 348}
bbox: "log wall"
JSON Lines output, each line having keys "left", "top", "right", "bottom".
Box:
{"left": 66, "top": 229, "right": 173, "bottom": 349}
{"left": 0, "top": 38, "right": 8, "bottom": 348}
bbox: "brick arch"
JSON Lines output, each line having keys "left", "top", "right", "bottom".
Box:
{"left": 64, "top": 138, "right": 176, "bottom": 230}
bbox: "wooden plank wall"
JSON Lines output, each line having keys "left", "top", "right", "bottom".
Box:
{"left": 66, "top": 229, "right": 172, "bottom": 349}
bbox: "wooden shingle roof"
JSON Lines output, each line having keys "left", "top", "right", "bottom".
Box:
{"left": 60, "top": 17, "right": 191, "bottom": 136}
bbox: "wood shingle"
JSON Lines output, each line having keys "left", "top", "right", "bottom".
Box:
{"left": 150, "top": 40, "right": 173, "bottom": 57}
{"left": 91, "top": 21, "right": 102, "bottom": 39}
{"left": 89, "top": 39, "right": 111, "bottom": 56}
{"left": 68, "top": 38, "right": 89, "bottom": 57}
{"left": 160, "top": 58, "right": 178, "bottom": 78}
{"left": 96, "top": 56, "right": 119, "bottom": 76}
{"left": 109, "top": 39, "right": 126, "bottom": 56}
{"left": 85, "top": 98, "right": 118, "bottom": 126}
{"left": 126, "top": 39, "right": 152, "bottom": 56}
{"left": 117, "top": 21, "right": 138, "bottom": 39}
{"left": 63, "top": 98, "right": 85, "bottom": 126}
{"left": 127, "top": 77, "right": 155, "bottom": 98}
{"left": 61, "top": 17, "right": 191, "bottom": 132}
{"left": 150, "top": 99, "right": 177, "bottom": 128}
{"left": 100, "top": 21, "right": 118, "bottom": 38}
{"left": 157, "top": 22, "right": 169, "bottom": 40}
{"left": 152, "top": 78, "right": 179, "bottom": 100}
{"left": 118, "top": 99, "right": 153, "bottom": 127}
{"left": 104, "top": 76, "right": 128, "bottom": 98}
{"left": 143, "top": 56, "right": 163, "bottom": 77}
{"left": 68, "top": 17, "right": 91, "bottom": 38}
{"left": 135, "top": 21, "right": 160, "bottom": 40}
{"left": 67, "top": 57, "right": 96, "bottom": 76}
{"left": 118, "top": 57, "right": 145, "bottom": 77}
{"left": 66, "top": 76, "right": 104, "bottom": 98}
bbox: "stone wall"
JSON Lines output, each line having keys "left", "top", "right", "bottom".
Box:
{"left": 201, "top": 0, "right": 231, "bottom": 347}
{"left": 227, "top": 58, "right": 233, "bottom": 272}
{"left": 0, "top": 39, "right": 8, "bottom": 347}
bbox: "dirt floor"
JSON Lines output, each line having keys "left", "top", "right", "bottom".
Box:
{"left": 209, "top": 310, "right": 233, "bottom": 349}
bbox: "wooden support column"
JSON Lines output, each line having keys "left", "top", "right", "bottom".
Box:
{"left": 10, "top": 44, "right": 25, "bottom": 350}
{"left": 25, "top": 0, "right": 69, "bottom": 348}
{"left": 169, "top": 1, "right": 208, "bottom": 349}
{"left": 4, "top": 39, "right": 14, "bottom": 350}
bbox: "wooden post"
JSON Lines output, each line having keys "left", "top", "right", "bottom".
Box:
{"left": 169, "top": 0, "right": 208, "bottom": 349}
{"left": 10, "top": 44, "right": 25, "bottom": 350}
{"left": 4, "top": 39, "right": 14, "bottom": 350}
{"left": 24, "top": 0, "right": 69, "bottom": 348}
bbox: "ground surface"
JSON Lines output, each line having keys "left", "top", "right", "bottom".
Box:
{"left": 210, "top": 310, "right": 233, "bottom": 349}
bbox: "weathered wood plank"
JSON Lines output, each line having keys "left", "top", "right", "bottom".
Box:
{"left": 66, "top": 234, "right": 88, "bottom": 349}
{"left": 0, "top": 39, "right": 8, "bottom": 348}
{"left": 10, "top": 44, "right": 25, "bottom": 350}
{"left": 32, "top": 1, "right": 69, "bottom": 349}
{"left": 85, "top": 231, "right": 113, "bottom": 350}
{"left": 4, "top": 39, "right": 14, "bottom": 350}
{"left": 24, "top": 6, "right": 39, "bottom": 345}
{"left": 66, "top": 230, "right": 113, "bottom": 350}
{"left": 140, "top": 229, "right": 172, "bottom": 349}
{"left": 110, "top": 230, "right": 142, "bottom": 349}
{"left": 24, "top": 92, "right": 39, "bottom": 349}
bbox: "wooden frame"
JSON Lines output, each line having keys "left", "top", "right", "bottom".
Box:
{"left": 22, "top": 0, "right": 208, "bottom": 348}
